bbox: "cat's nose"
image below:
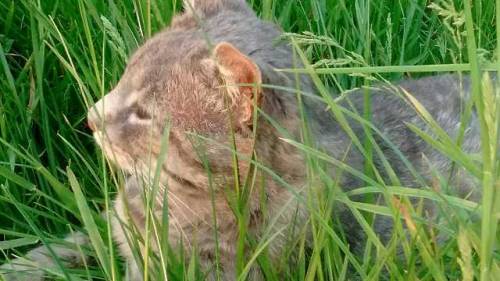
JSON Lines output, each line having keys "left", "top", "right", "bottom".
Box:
{"left": 87, "top": 90, "right": 121, "bottom": 132}
{"left": 87, "top": 105, "right": 104, "bottom": 132}
{"left": 87, "top": 119, "right": 97, "bottom": 132}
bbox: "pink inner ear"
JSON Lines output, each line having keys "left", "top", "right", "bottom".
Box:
{"left": 214, "top": 42, "right": 262, "bottom": 87}
{"left": 214, "top": 42, "right": 262, "bottom": 127}
{"left": 240, "top": 100, "right": 253, "bottom": 124}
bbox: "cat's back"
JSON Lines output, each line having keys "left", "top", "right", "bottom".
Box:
{"left": 311, "top": 74, "right": 484, "bottom": 190}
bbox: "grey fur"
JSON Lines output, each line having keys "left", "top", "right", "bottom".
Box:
{"left": 1, "top": 0, "right": 486, "bottom": 280}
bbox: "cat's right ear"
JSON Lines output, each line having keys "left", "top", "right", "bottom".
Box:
{"left": 213, "top": 42, "right": 262, "bottom": 128}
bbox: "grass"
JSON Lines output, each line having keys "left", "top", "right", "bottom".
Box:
{"left": 0, "top": 0, "right": 499, "bottom": 280}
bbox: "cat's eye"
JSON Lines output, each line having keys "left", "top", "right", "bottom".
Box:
{"left": 134, "top": 107, "right": 152, "bottom": 120}
{"left": 127, "top": 106, "right": 153, "bottom": 125}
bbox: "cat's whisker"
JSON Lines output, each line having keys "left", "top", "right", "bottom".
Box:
{"left": 167, "top": 212, "right": 194, "bottom": 249}
{"left": 163, "top": 188, "right": 212, "bottom": 227}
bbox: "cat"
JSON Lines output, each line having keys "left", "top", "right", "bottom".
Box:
{"left": 0, "top": 0, "right": 484, "bottom": 280}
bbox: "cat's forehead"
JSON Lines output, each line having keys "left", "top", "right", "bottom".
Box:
{"left": 126, "top": 31, "right": 208, "bottom": 77}
{"left": 115, "top": 30, "right": 228, "bottom": 133}
{"left": 119, "top": 30, "right": 211, "bottom": 99}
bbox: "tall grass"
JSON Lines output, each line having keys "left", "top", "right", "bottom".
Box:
{"left": 0, "top": 0, "right": 499, "bottom": 280}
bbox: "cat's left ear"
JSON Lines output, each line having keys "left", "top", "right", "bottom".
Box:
{"left": 213, "top": 42, "right": 262, "bottom": 127}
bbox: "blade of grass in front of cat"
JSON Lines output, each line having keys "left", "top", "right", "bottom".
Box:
{"left": 67, "top": 167, "right": 115, "bottom": 280}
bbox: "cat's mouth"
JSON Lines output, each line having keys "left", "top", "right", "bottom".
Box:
{"left": 93, "top": 131, "right": 136, "bottom": 172}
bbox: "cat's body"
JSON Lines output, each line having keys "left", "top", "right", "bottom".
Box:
{"left": 105, "top": 2, "right": 310, "bottom": 279}
{"left": 1, "top": 0, "right": 483, "bottom": 280}
{"left": 315, "top": 75, "right": 482, "bottom": 246}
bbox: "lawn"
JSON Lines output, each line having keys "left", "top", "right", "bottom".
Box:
{"left": 0, "top": 0, "right": 499, "bottom": 280}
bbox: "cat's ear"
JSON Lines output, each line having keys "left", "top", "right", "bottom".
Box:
{"left": 213, "top": 42, "right": 262, "bottom": 127}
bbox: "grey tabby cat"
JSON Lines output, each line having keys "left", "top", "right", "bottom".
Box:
{"left": 1, "top": 0, "right": 483, "bottom": 280}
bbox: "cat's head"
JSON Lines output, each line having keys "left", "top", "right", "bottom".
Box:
{"left": 87, "top": 0, "right": 302, "bottom": 187}
{"left": 88, "top": 34, "right": 267, "bottom": 183}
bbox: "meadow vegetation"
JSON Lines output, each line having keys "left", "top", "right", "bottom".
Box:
{"left": 0, "top": 0, "right": 499, "bottom": 280}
